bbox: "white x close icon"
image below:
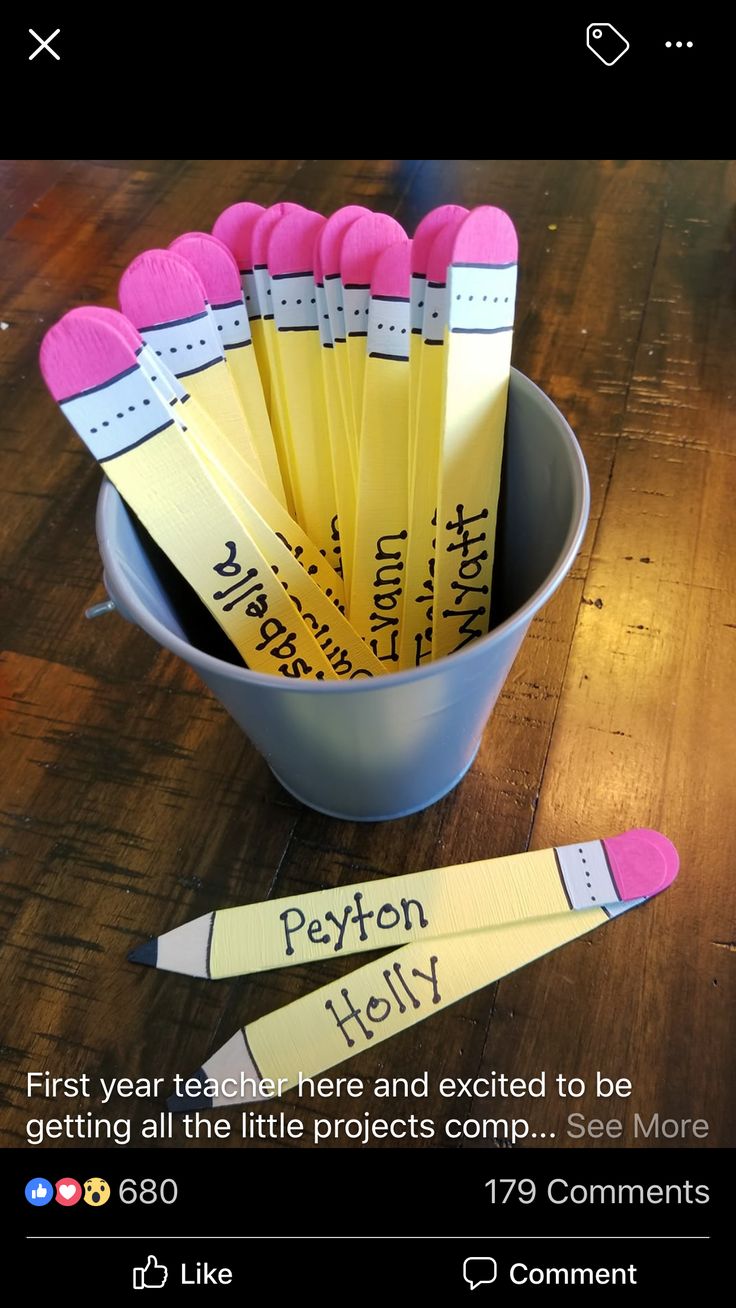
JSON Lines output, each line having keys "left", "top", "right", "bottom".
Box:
{"left": 28, "top": 28, "right": 61, "bottom": 61}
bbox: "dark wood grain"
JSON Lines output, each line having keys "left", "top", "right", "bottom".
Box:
{"left": 0, "top": 159, "right": 733, "bottom": 1151}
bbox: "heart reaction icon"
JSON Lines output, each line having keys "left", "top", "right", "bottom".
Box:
{"left": 55, "top": 1177, "right": 83, "bottom": 1206}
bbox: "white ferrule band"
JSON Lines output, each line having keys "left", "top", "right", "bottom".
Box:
{"left": 253, "top": 266, "right": 273, "bottom": 319}
{"left": 367, "top": 296, "right": 410, "bottom": 359}
{"left": 61, "top": 366, "right": 174, "bottom": 461}
{"left": 138, "top": 346, "right": 186, "bottom": 401}
{"left": 140, "top": 315, "right": 223, "bottom": 377}
{"left": 410, "top": 273, "right": 427, "bottom": 333}
{"left": 315, "top": 283, "right": 333, "bottom": 347}
{"left": 213, "top": 298, "right": 252, "bottom": 349}
{"left": 271, "top": 272, "right": 318, "bottom": 331}
{"left": 241, "top": 271, "right": 261, "bottom": 319}
{"left": 555, "top": 840, "right": 620, "bottom": 909}
{"left": 343, "top": 284, "right": 370, "bottom": 337}
{"left": 422, "top": 282, "right": 448, "bottom": 343}
{"left": 324, "top": 276, "right": 346, "bottom": 342}
{"left": 447, "top": 263, "right": 517, "bottom": 333}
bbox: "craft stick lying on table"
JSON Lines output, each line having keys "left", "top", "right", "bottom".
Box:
{"left": 349, "top": 240, "right": 412, "bottom": 667}
{"left": 170, "top": 231, "right": 286, "bottom": 506}
{"left": 118, "top": 248, "right": 266, "bottom": 482}
{"left": 169, "top": 832, "right": 677, "bottom": 1110}
{"left": 339, "top": 211, "right": 407, "bottom": 453}
{"left": 400, "top": 213, "right": 468, "bottom": 668}
{"left": 319, "top": 205, "right": 371, "bottom": 484}
{"left": 432, "top": 206, "right": 518, "bottom": 660}
{"left": 40, "top": 314, "right": 338, "bottom": 679}
{"left": 130, "top": 829, "right": 678, "bottom": 978}
{"left": 267, "top": 208, "right": 342, "bottom": 575}
{"left": 408, "top": 205, "right": 468, "bottom": 496}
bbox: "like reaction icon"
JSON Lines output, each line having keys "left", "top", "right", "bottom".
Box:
{"left": 133, "top": 1256, "right": 169, "bottom": 1290}
{"left": 25, "top": 1178, "right": 54, "bottom": 1207}
{"left": 55, "top": 1177, "right": 82, "bottom": 1207}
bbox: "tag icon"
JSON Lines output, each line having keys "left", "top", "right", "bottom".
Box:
{"left": 586, "top": 23, "right": 630, "bottom": 65}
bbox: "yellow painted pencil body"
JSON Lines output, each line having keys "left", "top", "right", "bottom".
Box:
{"left": 205, "top": 842, "right": 611, "bottom": 978}
{"left": 165, "top": 389, "right": 345, "bottom": 611}
{"left": 399, "top": 281, "right": 448, "bottom": 668}
{"left": 61, "top": 367, "right": 335, "bottom": 680}
{"left": 433, "top": 263, "right": 517, "bottom": 659}
{"left": 349, "top": 304, "right": 411, "bottom": 668}
{"left": 272, "top": 273, "right": 341, "bottom": 574}
{"left": 408, "top": 271, "right": 426, "bottom": 499}
{"left": 316, "top": 280, "right": 356, "bottom": 594}
{"left": 137, "top": 312, "right": 266, "bottom": 483}
{"left": 210, "top": 298, "right": 286, "bottom": 506}
{"left": 343, "top": 285, "right": 371, "bottom": 447}
{"left": 252, "top": 265, "right": 298, "bottom": 515}
{"left": 324, "top": 274, "right": 358, "bottom": 484}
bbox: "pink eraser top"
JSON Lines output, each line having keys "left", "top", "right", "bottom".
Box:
{"left": 119, "top": 249, "right": 208, "bottom": 328}
{"left": 371, "top": 239, "right": 411, "bottom": 299}
{"left": 451, "top": 206, "right": 519, "bottom": 266}
{"left": 169, "top": 232, "right": 242, "bottom": 304}
{"left": 341, "top": 212, "right": 407, "bottom": 285}
{"left": 319, "top": 205, "right": 371, "bottom": 277}
{"left": 426, "top": 213, "right": 470, "bottom": 284}
{"left": 603, "top": 829, "right": 679, "bottom": 900}
{"left": 251, "top": 203, "right": 306, "bottom": 266}
{"left": 211, "top": 201, "right": 265, "bottom": 270}
{"left": 412, "top": 204, "right": 468, "bottom": 274}
{"left": 40, "top": 312, "right": 137, "bottom": 401}
{"left": 267, "top": 210, "right": 326, "bottom": 277}
{"left": 64, "top": 305, "right": 143, "bottom": 350}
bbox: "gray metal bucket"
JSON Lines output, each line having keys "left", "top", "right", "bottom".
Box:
{"left": 95, "top": 368, "right": 589, "bottom": 820}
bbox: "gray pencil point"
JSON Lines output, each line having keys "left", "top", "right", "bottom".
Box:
{"left": 128, "top": 937, "right": 158, "bottom": 967}
{"left": 168, "top": 1066, "right": 209, "bottom": 1113}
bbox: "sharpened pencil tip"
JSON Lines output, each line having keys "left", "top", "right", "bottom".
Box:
{"left": 128, "top": 937, "right": 158, "bottom": 968}
{"left": 168, "top": 1067, "right": 209, "bottom": 1113}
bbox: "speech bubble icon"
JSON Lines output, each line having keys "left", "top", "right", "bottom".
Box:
{"left": 463, "top": 1256, "right": 497, "bottom": 1290}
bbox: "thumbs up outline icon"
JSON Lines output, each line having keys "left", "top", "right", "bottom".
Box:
{"left": 133, "top": 1255, "right": 169, "bottom": 1290}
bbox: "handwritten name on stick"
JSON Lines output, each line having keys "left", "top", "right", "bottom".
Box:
{"left": 281, "top": 890, "right": 428, "bottom": 956}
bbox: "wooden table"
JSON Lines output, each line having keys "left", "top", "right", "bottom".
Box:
{"left": 1, "top": 159, "right": 733, "bottom": 1151}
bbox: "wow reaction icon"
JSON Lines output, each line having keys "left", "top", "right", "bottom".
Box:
{"left": 83, "top": 1177, "right": 111, "bottom": 1207}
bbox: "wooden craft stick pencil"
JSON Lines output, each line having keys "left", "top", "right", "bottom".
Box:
{"left": 210, "top": 201, "right": 267, "bottom": 389}
{"left": 433, "top": 207, "right": 518, "bottom": 659}
{"left": 249, "top": 202, "right": 309, "bottom": 510}
{"left": 268, "top": 208, "right": 342, "bottom": 573}
{"left": 168, "top": 830, "right": 678, "bottom": 1109}
{"left": 145, "top": 370, "right": 379, "bottom": 677}
{"left": 349, "top": 240, "right": 412, "bottom": 667}
{"left": 116, "top": 256, "right": 347, "bottom": 611}
{"left": 339, "top": 212, "right": 407, "bottom": 451}
{"left": 319, "top": 205, "right": 370, "bottom": 483}
{"left": 76, "top": 307, "right": 348, "bottom": 612}
{"left": 118, "top": 249, "right": 266, "bottom": 481}
{"left": 170, "top": 231, "right": 286, "bottom": 505}
{"left": 314, "top": 237, "right": 356, "bottom": 595}
{"left": 130, "top": 828, "right": 678, "bottom": 979}
{"left": 409, "top": 205, "right": 467, "bottom": 491}
{"left": 40, "top": 314, "right": 337, "bottom": 680}
{"left": 399, "top": 214, "right": 467, "bottom": 668}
